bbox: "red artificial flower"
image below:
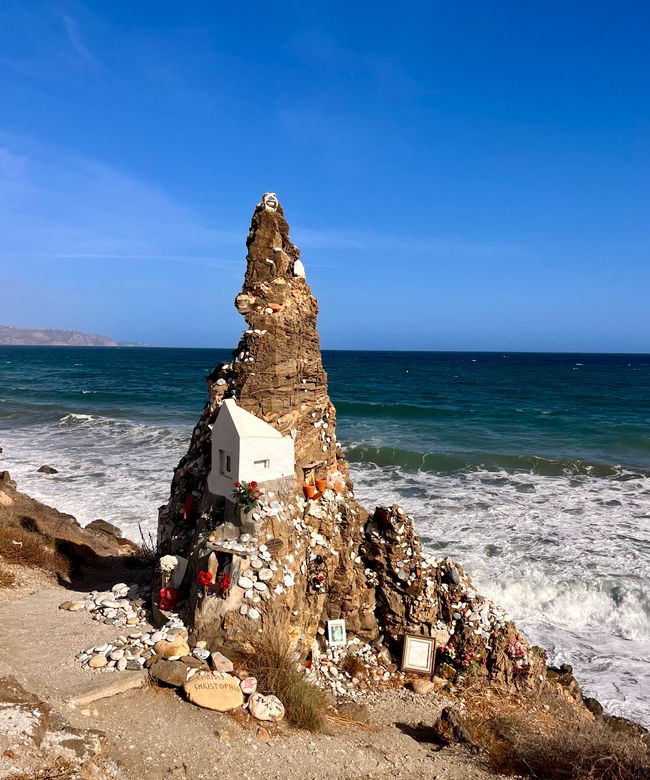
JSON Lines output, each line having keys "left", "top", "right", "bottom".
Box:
{"left": 159, "top": 587, "right": 178, "bottom": 610}
{"left": 233, "top": 481, "right": 241, "bottom": 488}
{"left": 250, "top": 481, "right": 258, "bottom": 488}
{"left": 219, "top": 572, "right": 231, "bottom": 590}
{"left": 198, "top": 570, "right": 214, "bottom": 587}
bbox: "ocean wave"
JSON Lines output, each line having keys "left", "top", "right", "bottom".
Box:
{"left": 344, "top": 443, "right": 645, "bottom": 479}
{"left": 488, "top": 577, "right": 650, "bottom": 643}
{"left": 335, "top": 400, "right": 457, "bottom": 420}
{"left": 59, "top": 412, "right": 96, "bottom": 424}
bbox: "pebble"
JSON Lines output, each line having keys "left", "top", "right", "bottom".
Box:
{"left": 238, "top": 576, "right": 254, "bottom": 590}
{"left": 211, "top": 652, "right": 234, "bottom": 673}
{"left": 240, "top": 676, "right": 257, "bottom": 695}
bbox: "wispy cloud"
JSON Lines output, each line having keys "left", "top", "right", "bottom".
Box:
{"left": 61, "top": 14, "right": 97, "bottom": 65}
{"left": 0, "top": 137, "right": 242, "bottom": 270}
{"left": 294, "top": 227, "right": 523, "bottom": 259}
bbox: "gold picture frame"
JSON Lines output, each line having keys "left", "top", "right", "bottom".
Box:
{"left": 401, "top": 634, "right": 437, "bottom": 675}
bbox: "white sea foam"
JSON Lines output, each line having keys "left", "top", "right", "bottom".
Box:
{"left": 2, "top": 414, "right": 189, "bottom": 541}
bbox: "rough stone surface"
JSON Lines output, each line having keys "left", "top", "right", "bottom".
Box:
{"left": 154, "top": 639, "right": 190, "bottom": 660}
{"left": 407, "top": 679, "right": 437, "bottom": 696}
{"left": 85, "top": 519, "right": 123, "bottom": 538}
{"left": 149, "top": 659, "right": 188, "bottom": 687}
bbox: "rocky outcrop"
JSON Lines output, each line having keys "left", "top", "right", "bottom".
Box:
{"left": 0, "top": 472, "right": 138, "bottom": 578}
{"left": 0, "top": 675, "right": 120, "bottom": 779}
{"left": 155, "top": 194, "right": 545, "bottom": 693}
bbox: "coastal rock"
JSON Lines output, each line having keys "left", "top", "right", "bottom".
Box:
{"left": 249, "top": 692, "right": 285, "bottom": 722}
{"left": 0, "top": 491, "right": 13, "bottom": 507}
{"left": 86, "top": 519, "right": 123, "bottom": 538}
{"left": 0, "top": 477, "right": 138, "bottom": 574}
{"left": 154, "top": 639, "right": 190, "bottom": 659}
{"left": 183, "top": 674, "right": 244, "bottom": 712}
{"left": 149, "top": 659, "right": 188, "bottom": 687}
{"left": 37, "top": 465, "right": 58, "bottom": 474}
{"left": 407, "top": 679, "right": 436, "bottom": 696}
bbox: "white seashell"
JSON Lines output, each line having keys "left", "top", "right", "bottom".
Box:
{"left": 293, "top": 259, "right": 306, "bottom": 277}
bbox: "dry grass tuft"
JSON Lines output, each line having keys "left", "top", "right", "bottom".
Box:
{"left": 0, "top": 524, "right": 70, "bottom": 580}
{"left": 129, "top": 522, "right": 157, "bottom": 569}
{"left": 464, "top": 690, "right": 650, "bottom": 780}
{"left": 0, "top": 565, "right": 17, "bottom": 588}
{"left": 324, "top": 710, "right": 376, "bottom": 732}
{"left": 233, "top": 610, "right": 327, "bottom": 732}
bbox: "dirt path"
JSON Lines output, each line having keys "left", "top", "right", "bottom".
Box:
{"left": 0, "top": 580, "right": 505, "bottom": 780}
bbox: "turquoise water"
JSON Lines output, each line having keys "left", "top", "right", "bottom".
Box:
{"left": 1, "top": 347, "right": 649, "bottom": 724}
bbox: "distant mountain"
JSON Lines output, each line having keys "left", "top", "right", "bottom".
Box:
{"left": 0, "top": 325, "right": 117, "bottom": 347}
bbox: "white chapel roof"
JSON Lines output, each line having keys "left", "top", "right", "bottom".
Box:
{"left": 221, "top": 398, "right": 284, "bottom": 439}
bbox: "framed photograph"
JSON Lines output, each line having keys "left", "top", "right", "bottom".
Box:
{"left": 327, "top": 619, "right": 347, "bottom": 647}
{"left": 401, "top": 634, "right": 436, "bottom": 675}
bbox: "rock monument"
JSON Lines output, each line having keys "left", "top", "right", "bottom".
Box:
{"left": 156, "top": 193, "right": 545, "bottom": 692}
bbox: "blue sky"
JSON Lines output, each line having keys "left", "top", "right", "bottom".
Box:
{"left": 0, "top": 1, "right": 648, "bottom": 350}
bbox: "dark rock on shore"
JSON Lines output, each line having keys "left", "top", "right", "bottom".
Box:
{"left": 38, "top": 465, "right": 58, "bottom": 474}
{"left": 86, "top": 519, "right": 123, "bottom": 538}
{"left": 0, "top": 471, "right": 140, "bottom": 581}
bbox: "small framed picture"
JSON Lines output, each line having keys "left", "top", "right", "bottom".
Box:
{"left": 327, "top": 619, "right": 347, "bottom": 647}
{"left": 401, "top": 634, "right": 436, "bottom": 675}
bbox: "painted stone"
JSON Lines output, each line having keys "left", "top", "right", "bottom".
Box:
{"left": 240, "top": 676, "right": 257, "bottom": 695}
{"left": 192, "top": 648, "right": 211, "bottom": 662}
{"left": 183, "top": 674, "right": 244, "bottom": 712}
{"left": 249, "top": 692, "right": 285, "bottom": 722}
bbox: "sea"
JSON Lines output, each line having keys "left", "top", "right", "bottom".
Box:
{"left": 1, "top": 347, "right": 649, "bottom": 725}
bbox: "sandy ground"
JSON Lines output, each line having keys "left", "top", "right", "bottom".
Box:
{"left": 0, "top": 577, "right": 508, "bottom": 780}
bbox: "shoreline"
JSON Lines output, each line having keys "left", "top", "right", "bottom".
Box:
{"left": 1, "top": 475, "right": 649, "bottom": 780}
{"left": 2, "top": 429, "right": 649, "bottom": 730}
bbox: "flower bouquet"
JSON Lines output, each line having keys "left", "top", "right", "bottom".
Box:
{"left": 198, "top": 569, "right": 214, "bottom": 597}
{"left": 232, "top": 480, "right": 262, "bottom": 513}
{"left": 159, "top": 554, "right": 178, "bottom": 587}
